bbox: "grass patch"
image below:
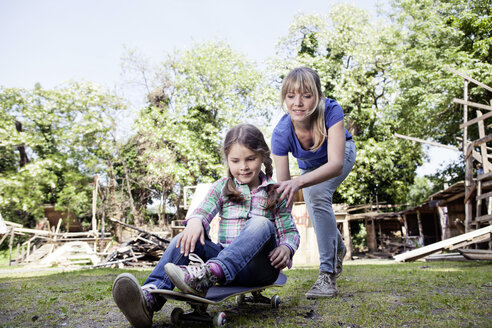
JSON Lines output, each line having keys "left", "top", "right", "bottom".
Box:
{"left": 0, "top": 261, "right": 491, "bottom": 327}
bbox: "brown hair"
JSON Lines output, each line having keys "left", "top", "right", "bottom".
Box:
{"left": 280, "top": 67, "right": 327, "bottom": 151}
{"left": 223, "top": 124, "right": 276, "bottom": 211}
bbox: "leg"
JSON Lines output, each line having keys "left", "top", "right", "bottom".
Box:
{"left": 113, "top": 233, "right": 222, "bottom": 327}
{"left": 166, "top": 216, "right": 280, "bottom": 295}
{"left": 302, "top": 139, "right": 356, "bottom": 298}
{"left": 210, "top": 216, "right": 279, "bottom": 286}
{"left": 145, "top": 233, "right": 222, "bottom": 290}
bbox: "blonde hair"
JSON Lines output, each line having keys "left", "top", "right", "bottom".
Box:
{"left": 223, "top": 124, "right": 276, "bottom": 211}
{"left": 281, "top": 67, "right": 327, "bottom": 151}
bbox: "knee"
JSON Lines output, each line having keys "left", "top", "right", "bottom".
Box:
{"left": 245, "top": 216, "right": 275, "bottom": 235}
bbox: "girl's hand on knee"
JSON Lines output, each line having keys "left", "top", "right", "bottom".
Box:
{"left": 269, "top": 245, "right": 291, "bottom": 270}
{"left": 176, "top": 218, "right": 205, "bottom": 257}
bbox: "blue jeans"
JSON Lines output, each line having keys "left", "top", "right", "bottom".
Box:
{"left": 144, "top": 216, "right": 280, "bottom": 290}
{"left": 301, "top": 139, "right": 356, "bottom": 273}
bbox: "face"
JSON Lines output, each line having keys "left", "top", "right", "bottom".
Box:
{"left": 227, "top": 143, "right": 263, "bottom": 190}
{"left": 285, "top": 90, "right": 316, "bottom": 123}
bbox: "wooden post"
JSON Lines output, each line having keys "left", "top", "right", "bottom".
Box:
{"left": 463, "top": 79, "right": 468, "bottom": 156}
{"left": 417, "top": 210, "right": 424, "bottom": 246}
{"left": 342, "top": 217, "right": 352, "bottom": 260}
{"left": 92, "top": 175, "right": 98, "bottom": 234}
{"left": 366, "top": 219, "right": 377, "bottom": 252}
{"left": 465, "top": 143, "right": 474, "bottom": 232}
{"left": 8, "top": 227, "right": 14, "bottom": 266}
{"left": 436, "top": 206, "right": 448, "bottom": 240}
{"left": 477, "top": 111, "right": 490, "bottom": 172}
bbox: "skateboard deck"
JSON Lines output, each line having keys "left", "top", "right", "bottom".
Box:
{"left": 151, "top": 271, "right": 286, "bottom": 304}
{"left": 150, "top": 272, "right": 287, "bottom": 327}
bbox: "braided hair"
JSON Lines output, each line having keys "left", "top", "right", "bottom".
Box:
{"left": 223, "top": 124, "right": 277, "bottom": 211}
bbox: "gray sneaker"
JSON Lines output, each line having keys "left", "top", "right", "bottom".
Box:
{"left": 112, "top": 273, "right": 153, "bottom": 328}
{"left": 165, "top": 253, "right": 217, "bottom": 297}
{"left": 336, "top": 245, "right": 347, "bottom": 279}
{"left": 305, "top": 271, "right": 338, "bottom": 299}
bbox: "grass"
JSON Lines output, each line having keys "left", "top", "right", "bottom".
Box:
{"left": 0, "top": 260, "right": 491, "bottom": 327}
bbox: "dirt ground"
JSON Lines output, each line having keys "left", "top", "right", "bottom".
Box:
{"left": 1, "top": 260, "right": 491, "bottom": 327}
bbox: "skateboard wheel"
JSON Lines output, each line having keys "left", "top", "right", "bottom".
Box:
{"left": 236, "top": 294, "right": 245, "bottom": 306}
{"left": 213, "top": 311, "right": 226, "bottom": 327}
{"left": 171, "top": 307, "right": 184, "bottom": 325}
{"left": 271, "top": 295, "right": 281, "bottom": 308}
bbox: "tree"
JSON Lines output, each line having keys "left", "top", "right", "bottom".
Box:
{"left": 387, "top": 0, "right": 492, "bottom": 191}
{"left": 120, "top": 41, "right": 275, "bottom": 224}
{"left": 271, "top": 5, "right": 423, "bottom": 205}
{"left": 388, "top": 0, "right": 492, "bottom": 146}
{"left": 0, "top": 83, "right": 125, "bottom": 226}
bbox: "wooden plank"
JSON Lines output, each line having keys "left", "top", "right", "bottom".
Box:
{"left": 466, "top": 135, "right": 492, "bottom": 159}
{"left": 393, "top": 225, "right": 492, "bottom": 262}
{"left": 463, "top": 184, "right": 476, "bottom": 204}
{"left": 475, "top": 214, "right": 492, "bottom": 222}
{"left": 394, "top": 133, "right": 459, "bottom": 151}
{"left": 460, "top": 110, "right": 492, "bottom": 129}
{"left": 458, "top": 249, "right": 492, "bottom": 260}
{"left": 477, "top": 110, "right": 492, "bottom": 172}
{"left": 476, "top": 190, "right": 492, "bottom": 201}
{"left": 447, "top": 67, "right": 492, "bottom": 92}
{"left": 454, "top": 98, "right": 492, "bottom": 112}
{"left": 477, "top": 171, "right": 492, "bottom": 181}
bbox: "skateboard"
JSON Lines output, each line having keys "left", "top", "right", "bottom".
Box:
{"left": 150, "top": 272, "right": 287, "bottom": 327}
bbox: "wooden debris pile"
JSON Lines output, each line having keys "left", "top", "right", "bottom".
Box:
{"left": 96, "top": 218, "right": 170, "bottom": 268}
{"left": 1, "top": 216, "right": 111, "bottom": 267}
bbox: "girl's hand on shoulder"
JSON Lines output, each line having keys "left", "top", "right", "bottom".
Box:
{"left": 176, "top": 218, "right": 205, "bottom": 257}
{"left": 268, "top": 245, "right": 291, "bottom": 270}
{"left": 274, "top": 178, "right": 300, "bottom": 208}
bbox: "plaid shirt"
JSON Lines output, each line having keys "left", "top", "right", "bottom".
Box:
{"left": 187, "top": 172, "right": 300, "bottom": 255}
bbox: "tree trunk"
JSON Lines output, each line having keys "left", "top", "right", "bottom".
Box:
{"left": 159, "top": 186, "right": 168, "bottom": 228}
{"left": 15, "top": 121, "right": 29, "bottom": 167}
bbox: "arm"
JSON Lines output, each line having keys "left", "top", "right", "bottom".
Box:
{"left": 273, "top": 154, "right": 291, "bottom": 182}
{"left": 177, "top": 180, "right": 224, "bottom": 256}
{"left": 268, "top": 198, "right": 300, "bottom": 270}
{"left": 275, "top": 121, "right": 346, "bottom": 207}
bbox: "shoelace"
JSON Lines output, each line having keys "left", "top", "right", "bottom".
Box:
{"left": 184, "top": 253, "right": 209, "bottom": 279}
{"left": 313, "top": 273, "right": 333, "bottom": 289}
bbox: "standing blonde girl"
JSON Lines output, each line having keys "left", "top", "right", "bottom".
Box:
{"left": 271, "top": 67, "right": 356, "bottom": 299}
{"left": 113, "top": 123, "right": 300, "bottom": 328}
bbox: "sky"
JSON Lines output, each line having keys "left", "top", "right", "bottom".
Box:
{"left": 0, "top": 0, "right": 460, "bottom": 175}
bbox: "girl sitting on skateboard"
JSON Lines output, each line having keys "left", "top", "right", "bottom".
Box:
{"left": 113, "top": 123, "right": 300, "bottom": 328}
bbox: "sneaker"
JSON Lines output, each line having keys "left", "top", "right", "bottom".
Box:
{"left": 165, "top": 253, "right": 217, "bottom": 297}
{"left": 112, "top": 273, "right": 153, "bottom": 328}
{"left": 336, "top": 245, "right": 347, "bottom": 279}
{"left": 305, "top": 271, "right": 338, "bottom": 299}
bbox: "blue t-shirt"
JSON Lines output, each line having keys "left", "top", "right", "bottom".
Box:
{"left": 271, "top": 98, "right": 352, "bottom": 170}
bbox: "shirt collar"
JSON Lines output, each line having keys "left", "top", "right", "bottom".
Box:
{"left": 233, "top": 171, "right": 275, "bottom": 190}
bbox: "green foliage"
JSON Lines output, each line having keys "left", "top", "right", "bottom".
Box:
{"left": 273, "top": 1, "right": 491, "bottom": 205}
{"left": 351, "top": 222, "right": 368, "bottom": 253}
{"left": 389, "top": 0, "right": 492, "bottom": 146}
{"left": 0, "top": 83, "right": 125, "bottom": 226}
{"left": 407, "top": 176, "right": 435, "bottom": 206}
{"left": 123, "top": 41, "right": 276, "bottom": 218}
{"left": 272, "top": 5, "right": 423, "bottom": 205}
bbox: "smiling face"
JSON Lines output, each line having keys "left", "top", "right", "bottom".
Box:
{"left": 285, "top": 90, "right": 316, "bottom": 123}
{"left": 281, "top": 68, "right": 322, "bottom": 125}
{"left": 226, "top": 143, "right": 263, "bottom": 190}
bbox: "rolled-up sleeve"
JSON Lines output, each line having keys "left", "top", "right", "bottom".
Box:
{"left": 185, "top": 179, "right": 225, "bottom": 236}
{"left": 274, "top": 198, "right": 300, "bottom": 254}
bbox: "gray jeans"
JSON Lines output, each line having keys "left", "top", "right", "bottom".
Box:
{"left": 301, "top": 139, "right": 356, "bottom": 273}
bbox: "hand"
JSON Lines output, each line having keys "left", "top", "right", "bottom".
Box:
{"left": 176, "top": 218, "right": 205, "bottom": 257}
{"left": 274, "top": 178, "right": 301, "bottom": 208}
{"left": 268, "top": 245, "right": 291, "bottom": 270}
